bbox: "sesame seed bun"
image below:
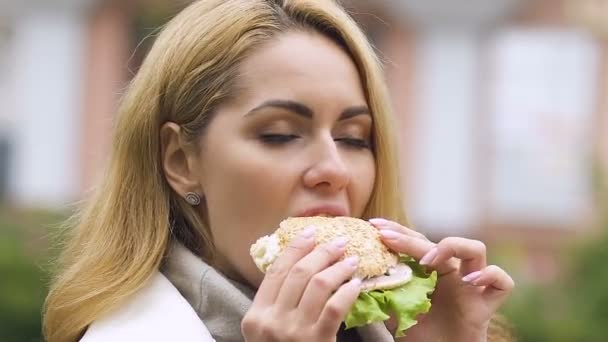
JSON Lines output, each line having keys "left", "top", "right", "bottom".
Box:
{"left": 275, "top": 216, "right": 398, "bottom": 279}
{"left": 250, "top": 216, "right": 398, "bottom": 279}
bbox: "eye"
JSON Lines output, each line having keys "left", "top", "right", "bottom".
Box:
{"left": 335, "top": 137, "right": 371, "bottom": 149}
{"left": 259, "top": 134, "right": 300, "bottom": 145}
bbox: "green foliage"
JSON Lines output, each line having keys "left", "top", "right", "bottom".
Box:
{"left": 0, "top": 208, "right": 64, "bottom": 342}
{"left": 503, "top": 221, "right": 608, "bottom": 342}
{"left": 564, "top": 226, "right": 608, "bottom": 341}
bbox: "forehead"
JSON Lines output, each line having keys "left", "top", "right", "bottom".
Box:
{"left": 236, "top": 31, "right": 366, "bottom": 108}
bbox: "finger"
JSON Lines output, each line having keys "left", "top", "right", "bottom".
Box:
{"left": 377, "top": 229, "right": 455, "bottom": 274}
{"left": 254, "top": 227, "right": 316, "bottom": 306}
{"left": 298, "top": 256, "right": 359, "bottom": 323}
{"left": 379, "top": 230, "right": 459, "bottom": 275}
{"left": 315, "top": 278, "right": 362, "bottom": 337}
{"left": 464, "top": 265, "right": 515, "bottom": 291}
{"left": 368, "top": 218, "right": 428, "bottom": 240}
{"left": 464, "top": 265, "right": 515, "bottom": 309}
{"left": 424, "top": 237, "right": 487, "bottom": 276}
{"left": 274, "top": 237, "right": 348, "bottom": 310}
{"left": 377, "top": 229, "right": 436, "bottom": 259}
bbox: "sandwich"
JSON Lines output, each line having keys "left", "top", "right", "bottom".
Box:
{"left": 250, "top": 216, "right": 437, "bottom": 337}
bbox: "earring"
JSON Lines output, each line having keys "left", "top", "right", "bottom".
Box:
{"left": 185, "top": 192, "right": 201, "bottom": 206}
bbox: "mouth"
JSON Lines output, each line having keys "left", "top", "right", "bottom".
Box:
{"left": 297, "top": 204, "right": 348, "bottom": 218}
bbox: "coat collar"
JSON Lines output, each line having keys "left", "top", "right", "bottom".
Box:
{"left": 81, "top": 270, "right": 214, "bottom": 341}
{"left": 162, "top": 241, "right": 252, "bottom": 342}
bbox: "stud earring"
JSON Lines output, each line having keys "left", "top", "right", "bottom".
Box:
{"left": 185, "top": 192, "right": 201, "bottom": 206}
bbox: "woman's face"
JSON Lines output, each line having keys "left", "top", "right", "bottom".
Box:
{"left": 196, "top": 31, "right": 375, "bottom": 287}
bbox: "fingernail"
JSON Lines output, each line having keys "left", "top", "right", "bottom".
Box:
{"left": 419, "top": 247, "right": 438, "bottom": 265}
{"left": 332, "top": 236, "right": 349, "bottom": 248}
{"left": 344, "top": 256, "right": 359, "bottom": 267}
{"left": 369, "top": 218, "right": 389, "bottom": 226}
{"left": 350, "top": 277, "right": 362, "bottom": 287}
{"left": 299, "top": 226, "right": 316, "bottom": 239}
{"left": 462, "top": 271, "right": 482, "bottom": 283}
{"left": 379, "top": 230, "right": 400, "bottom": 240}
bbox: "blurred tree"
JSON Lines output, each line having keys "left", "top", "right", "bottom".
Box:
{"left": 504, "top": 165, "right": 608, "bottom": 341}
{"left": 564, "top": 219, "right": 608, "bottom": 340}
{"left": 0, "top": 209, "right": 63, "bottom": 342}
{"left": 502, "top": 224, "right": 608, "bottom": 341}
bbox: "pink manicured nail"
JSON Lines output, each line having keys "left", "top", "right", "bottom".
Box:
{"left": 332, "top": 236, "right": 349, "bottom": 248}
{"left": 299, "top": 226, "right": 316, "bottom": 238}
{"left": 419, "top": 248, "right": 438, "bottom": 265}
{"left": 379, "top": 230, "right": 400, "bottom": 240}
{"left": 369, "top": 218, "right": 390, "bottom": 226}
{"left": 344, "top": 256, "right": 359, "bottom": 267}
{"left": 462, "top": 271, "right": 482, "bottom": 283}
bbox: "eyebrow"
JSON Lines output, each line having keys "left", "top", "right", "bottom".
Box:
{"left": 245, "top": 99, "right": 371, "bottom": 120}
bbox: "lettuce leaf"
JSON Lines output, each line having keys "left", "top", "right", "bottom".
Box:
{"left": 344, "top": 255, "right": 437, "bottom": 337}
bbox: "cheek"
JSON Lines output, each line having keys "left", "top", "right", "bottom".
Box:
{"left": 348, "top": 154, "right": 376, "bottom": 215}
{"left": 205, "top": 145, "right": 296, "bottom": 220}
{"left": 200, "top": 142, "right": 298, "bottom": 282}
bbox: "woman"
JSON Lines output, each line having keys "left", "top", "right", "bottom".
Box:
{"left": 43, "top": 0, "right": 515, "bottom": 341}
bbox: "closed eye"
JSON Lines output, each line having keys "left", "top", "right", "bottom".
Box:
{"left": 335, "top": 137, "right": 370, "bottom": 149}
{"left": 259, "top": 134, "right": 370, "bottom": 149}
{"left": 259, "top": 134, "right": 300, "bottom": 145}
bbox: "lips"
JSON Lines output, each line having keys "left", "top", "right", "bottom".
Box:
{"left": 298, "top": 204, "right": 348, "bottom": 217}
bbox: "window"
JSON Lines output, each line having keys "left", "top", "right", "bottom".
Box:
{"left": 486, "top": 29, "right": 600, "bottom": 227}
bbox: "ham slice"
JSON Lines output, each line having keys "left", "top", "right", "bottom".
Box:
{"left": 360, "top": 263, "right": 413, "bottom": 292}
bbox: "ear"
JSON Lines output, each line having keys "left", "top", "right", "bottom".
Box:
{"left": 160, "top": 122, "right": 203, "bottom": 198}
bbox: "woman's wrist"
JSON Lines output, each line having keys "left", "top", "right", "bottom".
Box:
{"left": 446, "top": 323, "right": 488, "bottom": 342}
{"left": 393, "top": 319, "right": 488, "bottom": 342}
{"left": 449, "top": 329, "right": 487, "bottom": 342}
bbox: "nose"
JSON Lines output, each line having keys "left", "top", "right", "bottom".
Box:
{"left": 302, "top": 137, "right": 350, "bottom": 193}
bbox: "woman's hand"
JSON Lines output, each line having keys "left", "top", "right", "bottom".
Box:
{"left": 241, "top": 227, "right": 362, "bottom": 342}
{"left": 368, "top": 218, "right": 515, "bottom": 342}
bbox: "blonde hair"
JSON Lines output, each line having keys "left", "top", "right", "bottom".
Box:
{"left": 43, "top": 1, "right": 509, "bottom": 341}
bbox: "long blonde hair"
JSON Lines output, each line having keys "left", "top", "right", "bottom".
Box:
{"left": 43, "top": 1, "right": 508, "bottom": 341}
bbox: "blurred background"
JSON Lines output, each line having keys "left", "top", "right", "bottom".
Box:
{"left": 1, "top": 0, "right": 607, "bottom": 340}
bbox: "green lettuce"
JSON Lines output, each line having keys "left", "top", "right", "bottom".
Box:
{"left": 344, "top": 255, "right": 437, "bottom": 337}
